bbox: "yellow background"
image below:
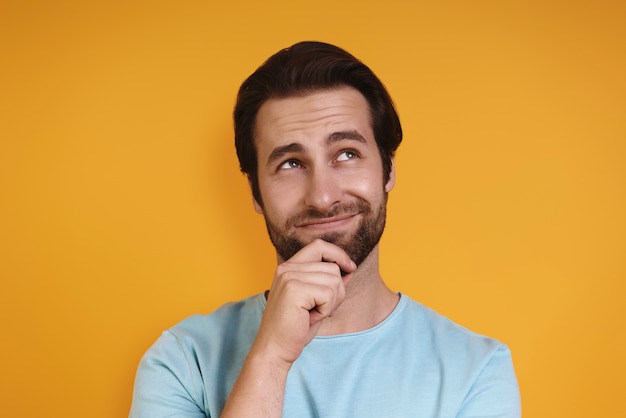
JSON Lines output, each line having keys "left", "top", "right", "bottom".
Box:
{"left": 1, "top": 1, "right": 624, "bottom": 416}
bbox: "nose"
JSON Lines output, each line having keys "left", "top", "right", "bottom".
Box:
{"left": 303, "top": 166, "right": 342, "bottom": 211}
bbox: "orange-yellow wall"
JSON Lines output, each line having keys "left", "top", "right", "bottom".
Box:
{"left": 1, "top": 1, "right": 625, "bottom": 416}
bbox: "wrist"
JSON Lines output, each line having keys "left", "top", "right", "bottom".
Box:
{"left": 246, "top": 340, "right": 295, "bottom": 376}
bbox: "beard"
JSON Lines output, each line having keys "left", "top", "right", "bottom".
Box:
{"left": 263, "top": 194, "right": 388, "bottom": 267}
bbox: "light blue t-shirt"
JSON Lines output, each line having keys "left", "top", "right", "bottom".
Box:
{"left": 130, "top": 293, "right": 520, "bottom": 417}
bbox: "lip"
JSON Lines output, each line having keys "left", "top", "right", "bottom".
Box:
{"left": 295, "top": 213, "right": 358, "bottom": 231}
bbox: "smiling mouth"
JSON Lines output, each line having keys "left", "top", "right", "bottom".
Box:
{"left": 295, "top": 213, "right": 358, "bottom": 229}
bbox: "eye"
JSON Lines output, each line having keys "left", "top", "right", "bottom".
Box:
{"left": 336, "top": 150, "right": 359, "bottom": 162}
{"left": 278, "top": 159, "right": 303, "bottom": 170}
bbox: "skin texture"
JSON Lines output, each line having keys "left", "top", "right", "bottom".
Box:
{"left": 221, "top": 87, "right": 399, "bottom": 418}
{"left": 254, "top": 86, "right": 392, "bottom": 267}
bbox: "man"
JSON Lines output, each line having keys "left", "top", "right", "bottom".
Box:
{"left": 130, "top": 41, "right": 521, "bottom": 418}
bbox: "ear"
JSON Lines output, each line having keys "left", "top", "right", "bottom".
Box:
{"left": 253, "top": 198, "right": 263, "bottom": 214}
{"left": 247, "top": 176, "right": 264, "bottom": 214}
{"left": 384, "top": 158, "right": 396, "bottom": 192}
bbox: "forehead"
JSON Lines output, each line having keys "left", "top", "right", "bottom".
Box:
{"left": 254, "top": 86, "right": 373, "bottom": 147}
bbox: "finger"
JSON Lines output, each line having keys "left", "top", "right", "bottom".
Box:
{"left": 288, "top": 239, "right": 357, "bottom": 275}
{"left": 276, "top": 260, "right": 343, "bottom": 281}
{"left": 303, "top": 283, "right": 344, "bottom": 324}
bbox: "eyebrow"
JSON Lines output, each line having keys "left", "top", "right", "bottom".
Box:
{"left": 327, "top": 130, "right": 367, "bottom": 145}
{"left": 265, "top": 130, "right": 367, "bottom": 167}
{"left": 266, "top": 143, "right": 305, "bottom": 167}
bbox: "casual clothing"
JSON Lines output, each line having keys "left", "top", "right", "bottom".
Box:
{"left": 130, "top": 293, "right": 520, "bottom": 417}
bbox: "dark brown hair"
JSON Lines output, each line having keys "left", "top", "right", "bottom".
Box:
{"left": 234, "top": 41, "right": 403, "bottom": 204}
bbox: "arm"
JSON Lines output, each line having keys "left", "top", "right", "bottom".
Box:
{"left": 129, "top": 331, "right": 206, "bottom": 418}
{"left": 220, "top": 239, "right": 356, "bottom": 418}
{"left": 457, "top": 345, "right": 521, "bottom": 418}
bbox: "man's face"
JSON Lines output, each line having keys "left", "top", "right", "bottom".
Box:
{"left": 252, "top": 86, "right": 395, "bottom": 265}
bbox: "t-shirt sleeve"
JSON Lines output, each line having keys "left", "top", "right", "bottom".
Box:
{"left": 129, "top": 330, "right": 208, "bottom": 418}
{"left": 457, "top": 344, "right": 521, "bottom": 418}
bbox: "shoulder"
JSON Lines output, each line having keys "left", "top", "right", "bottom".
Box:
{"left": 398, "top": 295, "right": 509, "bottom": 365}
{"left": 137, "top": 292, "right": 266, "bottom": 370}
{"left": 169, "top": 293, "right": 265, "bottom": 341}
{"left": 141, "top": 291, "right": 264, "bottom": 354}
{"left": 129, "top": 293, "right": 266, "bottom": 417}
{"left": 396, "top": 296, "right": 520, "bottom": 416}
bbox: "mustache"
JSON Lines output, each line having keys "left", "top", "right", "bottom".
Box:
{"left": 285, "top": 200, "right": 371, "bottom": 227}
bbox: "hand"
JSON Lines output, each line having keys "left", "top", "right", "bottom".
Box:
{"left": 252, "top": 239, "right": 357, "bottom": 368}
{"left": 220, "top": 239, "right": 357, "bottom": 418}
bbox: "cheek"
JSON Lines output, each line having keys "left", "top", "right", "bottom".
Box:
{"left": 259, "top": 182, "right": 300, "bottom": 218}
{"left": 348, "top": 170, "right": 386, "bottom": 197}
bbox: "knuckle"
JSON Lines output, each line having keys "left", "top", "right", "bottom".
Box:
{"left": 276, "top": 260, "right": 291, "bottom": 272}
{"left": 322, "top": 286, "right": 335, "bottom": 302}
{"left": 281, "top": 277, "right": 302, "bottom": 294}
{"left": 276, "top": 261, "right": 296, "bottom": 277}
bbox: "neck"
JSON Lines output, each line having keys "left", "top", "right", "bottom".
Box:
{"left": 315, "top": 245, "right": 399, "bottom": 336}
